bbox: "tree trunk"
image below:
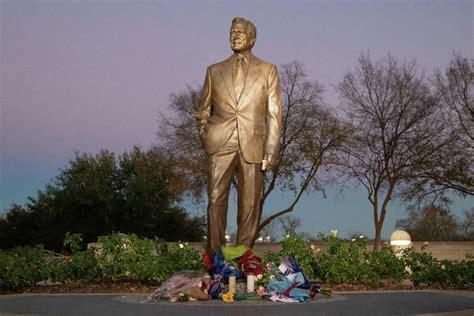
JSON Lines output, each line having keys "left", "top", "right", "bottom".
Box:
{"left": 373, "top": 221, "right": 383, "bottom": 251}
{"left": 373, "top": 186, "right": 392, "bottom": 251}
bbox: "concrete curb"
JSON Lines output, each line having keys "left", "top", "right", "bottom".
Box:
{"left": 1, "top": 289, "right": 472, "bottom": 297}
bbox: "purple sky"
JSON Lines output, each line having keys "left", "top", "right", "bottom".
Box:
{"left": 1, "top": 0, "right": 472, "bottom": 239}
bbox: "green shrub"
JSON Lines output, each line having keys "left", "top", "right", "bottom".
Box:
{"left": 263, "top": 251, "right": 281, "bottom": 266}
{"left": 63, "top": 232, "right": 83, "bottom": 255}
{"left": 277, "top": 234, "right": 317, "bottom": 278}
{"left": 95, "top": 233, "right": 159, "bottom": 282}
{"left": 2, "top": 232, "right": 471, "bottom": 292}
{"left": 1, "top": 232, "right": 206, "bottom": 291}
{"left": 43, "top": 255, "right": 69, "bottom": 284}
{"left": 157, "top": 242, "right": 204, "bottom": 272}
{"left": 316, "top": 235, "right": 370, "bottom": 284}
{"left": 0, "top": 245, "right": 47, "bottom": 291}
{"left": 40, "top": 252, "right": 99, "bottom": 285}
{"left": 401, "top": 246, "right": 473, "bottom": 287}
{"left": 94, "top": 233, "right": 204, "bottom": 283}
{"left": 66, "top": 250, "right": 101, "bottom": 282}
{"left": 367, "top": 246, "right": 406, "bottom": 283}
{"left": 313, "top": 234, "right": 406, "bottom": 285}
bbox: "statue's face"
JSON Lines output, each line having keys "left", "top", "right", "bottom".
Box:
{"left": 230, "top": 22, "right": 254, "bottom": 53}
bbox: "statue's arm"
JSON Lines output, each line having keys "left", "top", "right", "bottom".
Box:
{"left": 264, "top": 65, "right": 282, "bottom": 161}
{"left": 196, "top": 67, "right": 212, "bottom": 135}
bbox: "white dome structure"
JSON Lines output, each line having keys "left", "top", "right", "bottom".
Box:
{"left": 390, "top": 230, "right": 411, "bottom": 246}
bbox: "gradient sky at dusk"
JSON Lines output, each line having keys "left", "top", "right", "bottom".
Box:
{"left": 1, "top": 0, "right": 472, "bottom": 239}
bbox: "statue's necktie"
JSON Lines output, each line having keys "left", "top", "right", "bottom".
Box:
{"left": 234, "top": 55, "right": 245, "bottom": 101}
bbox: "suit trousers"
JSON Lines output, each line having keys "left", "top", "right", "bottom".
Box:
{"left": 206, "top": 127, "right": 263, "bottom": 256}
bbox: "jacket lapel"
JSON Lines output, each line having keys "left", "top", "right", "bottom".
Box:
{"left": 220, "top": 57, "right": 238, "bottom": 107}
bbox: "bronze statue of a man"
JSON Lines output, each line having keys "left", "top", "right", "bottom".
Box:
{"left": 196, "top": 17, "right": 282, "bottom": 256}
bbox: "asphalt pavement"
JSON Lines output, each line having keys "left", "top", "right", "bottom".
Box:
{"left": 0, "top": 290, "right": 473, "bottom": 316}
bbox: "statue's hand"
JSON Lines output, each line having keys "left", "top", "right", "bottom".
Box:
{"left": 262, "top": 153, "right": 277, "bottom": 171}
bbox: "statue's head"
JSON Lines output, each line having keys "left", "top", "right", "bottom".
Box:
{"left": 230, "top": 17, "right": 256, "bottom": 53}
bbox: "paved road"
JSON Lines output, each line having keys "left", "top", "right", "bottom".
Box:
{"left": 0, "top": 291, "right": 473, "bottom": 316}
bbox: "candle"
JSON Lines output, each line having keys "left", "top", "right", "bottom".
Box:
{"left": 247, "top": 274, "right": 255, "bottom": 292}
{"left": 228, "top": 275, "right": 236, "bottom": 293}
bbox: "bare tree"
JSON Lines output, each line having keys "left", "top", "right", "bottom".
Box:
{"left": 435, "top": 52, "right": 474, "bottom": 142}
{"left": 405, "top": 53, "right": 474, "bottom": 199}
{"left": 257, "top": 62, "right": 349, "bottom": 236}
{"left": 157, "top": 86, "right": 208, "bottom": 203}
{"left": 279, "top": 215, "right": 302, "bottom": 236}
{"left": 259, "top": 215, "right": 280, "bottom": 241}
{"left": 399, "top": 54, "right": 474, "bottom": 203}
{"left": 336, "top": 53, "right": 453, "bottom": 250}
{"left": 157, "top": 61, "right": 349, "bottom": 241}
{"left": 402, "top": 137, "right": 474, "bottom": 203}
{"left": 395, "top": 205, "right": 460, "bottom": 241}
{"left": 458, "top": 208, "right": 474, "bottom": 240}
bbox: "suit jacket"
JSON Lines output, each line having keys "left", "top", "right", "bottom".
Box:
{"left": 196, "top": 53, "right": 282, "bottom": 163}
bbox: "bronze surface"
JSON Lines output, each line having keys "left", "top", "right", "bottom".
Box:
{"left": 196, "top": 17, "right": 282, "bottom": 255}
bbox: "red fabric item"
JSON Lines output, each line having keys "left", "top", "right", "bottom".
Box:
{"left": 236, "top": 249, "right": 262, "bottom": 276}
{"left": 282, "top": 282, "right": 300, "bottom": 297}
{"left": 202, "top": 251, "right": 213, "bottom": 271}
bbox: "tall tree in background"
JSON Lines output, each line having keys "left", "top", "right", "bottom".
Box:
{"left": 436, "top": 53, "right": 474, "bottom": 142}
{"left": 0, "top": 146, "right": 206, "bottom": 250}
{"left": 259, "top": 214, "right": 280, "bottom": 241}
{"left": 405, "top": 53, "right": 474, "bottom": 202}
{"left": 458, "top": 208, "right": 474, "bottom": 240}
{"left": 336, "top": 53, "right": 453, "bottom": 250}
{"left": 157, "top": 87, "right": 208, "bottom": 202}
{"left": 256, "top": 62, "right": 349, "bottom": 235}
{"left": 279, "top": 215, "right": 302, "bottom": 236}
{"left": 395, "top": 205, "right": 461, "bottom": 241}
{"left": 158, "top": 61, "right": 349, "bottom": 240}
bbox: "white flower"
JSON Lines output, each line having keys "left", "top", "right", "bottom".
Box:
{"left": 331, "top": 229, "right": 338, "bottom": 237}
{"left": 179, "top": 243, "right": 184, "bottom": 249}
{"left": 440, "top": 264, "right": 446, "bottom": 270}
{"left": 359, "top": 235, "right": 364, "bottom": 239}
{"left": 351, "top": 238, "right": 356, "bottom": 242}
{"left": 286, "top": 234, "right": 290, "bottom": 238}
{"left": 256, "top": 274, "right": 263, "bottom": 280}
{"left": 310, "top": 244, "right": 316, "bottom": 250}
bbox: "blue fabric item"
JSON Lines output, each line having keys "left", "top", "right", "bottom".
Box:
{"left": 266, "top": 275, "right": 310, "bottom": 301}
{"left": 280, "top": 257, "right": 311, "bottom": 288}
{"left": 208, "top": 275, "right": 223, "bottom": 299}
{"left": 290, "top": 272, "right": 306, "bottom": 285}
{"left": 210, "top": 248, "right": 243, "bottom": 284}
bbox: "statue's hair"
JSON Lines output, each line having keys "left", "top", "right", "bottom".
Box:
{"left": 231, "top": 17, "right": 257, "bottom": 40}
